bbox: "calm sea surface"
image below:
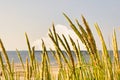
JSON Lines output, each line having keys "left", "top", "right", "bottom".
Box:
{"left": 0, "top": 51, "right": 119, "bottom": 65}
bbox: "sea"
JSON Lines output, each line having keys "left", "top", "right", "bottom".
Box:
{"left": 0, "top": 51, "right": 118, "bottom": 65}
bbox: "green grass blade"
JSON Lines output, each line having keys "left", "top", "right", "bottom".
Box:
{"left": 49, "top": 26, "right": 70, "bottom": 68}
{"left": 81, "top": 16, "right": 99, "bottom": 64}
{"left": 16, "top": 49, "right": 25, "bottom": 70}
{"left": 62, "top": 35, "right": 75, "bottom": 68}
{"left": 42, "top": 40, "right": 51, "bottom": 80}
{"left": 69, "top": 36, "right": 82, "bottom": 65}
{"left": 112, "top": 29, "right": 119, "bottom": 65}
{"left": 112, "top": 29, "right": 120, "bottom": 80}
{"left": 95, "top": 23, "right": 113, "bottom": 80}
{"left": 63, "top": 13, "right": 84, "bottom": 43}
{"left": 26, "top": 57, "right": 29, "bottom": 80}
{"left": 0, "top": 52, "right": 8, "bottom": 80}
{"left": 25, "top": 33, "right": 33, "bottom": 67}
{"left": 0, "top": 39, "right": 13, "bottom": 80}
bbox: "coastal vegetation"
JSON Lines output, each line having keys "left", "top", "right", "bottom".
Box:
{"left": 0, "top": 14, "right": 120, "bottom": 80}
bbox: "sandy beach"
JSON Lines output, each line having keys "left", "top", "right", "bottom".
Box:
{"left": 0, "top": 63, "right": 59, "bottom": 80}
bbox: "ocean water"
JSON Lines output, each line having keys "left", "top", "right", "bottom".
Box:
{"left": 0, "top": 51, "right": 119, "bottom": 65}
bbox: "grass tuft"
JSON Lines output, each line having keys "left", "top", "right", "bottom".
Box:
{"left": 0, "top": 14, "right": 119, "bottom": 80}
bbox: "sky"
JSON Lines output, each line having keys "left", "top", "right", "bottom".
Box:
{"left": 0, "top": 0, "right": 120, "bottom": 50}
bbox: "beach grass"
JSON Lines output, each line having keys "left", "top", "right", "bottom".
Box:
{"left": 0, "top": 14, "right": 120, "bottom": 80}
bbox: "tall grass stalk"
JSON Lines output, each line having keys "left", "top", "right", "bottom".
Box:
{"left": 112, "top": 29, "right": 120, "bottom": 80}
{"left": 95, "top": 23, "right": 113, "bottom": 80}
{"left": 0, "top": 39, "right": 14, "bottom": 80}
{"left": 0, "top": 52, "right": 8, "bottom": 80}
{"left": 16, "top": 49, "right": 25, "bottom": 70}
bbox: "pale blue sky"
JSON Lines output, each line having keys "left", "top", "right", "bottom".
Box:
{"left": 0, "top": 0, "right": 120, "bottom": 50}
